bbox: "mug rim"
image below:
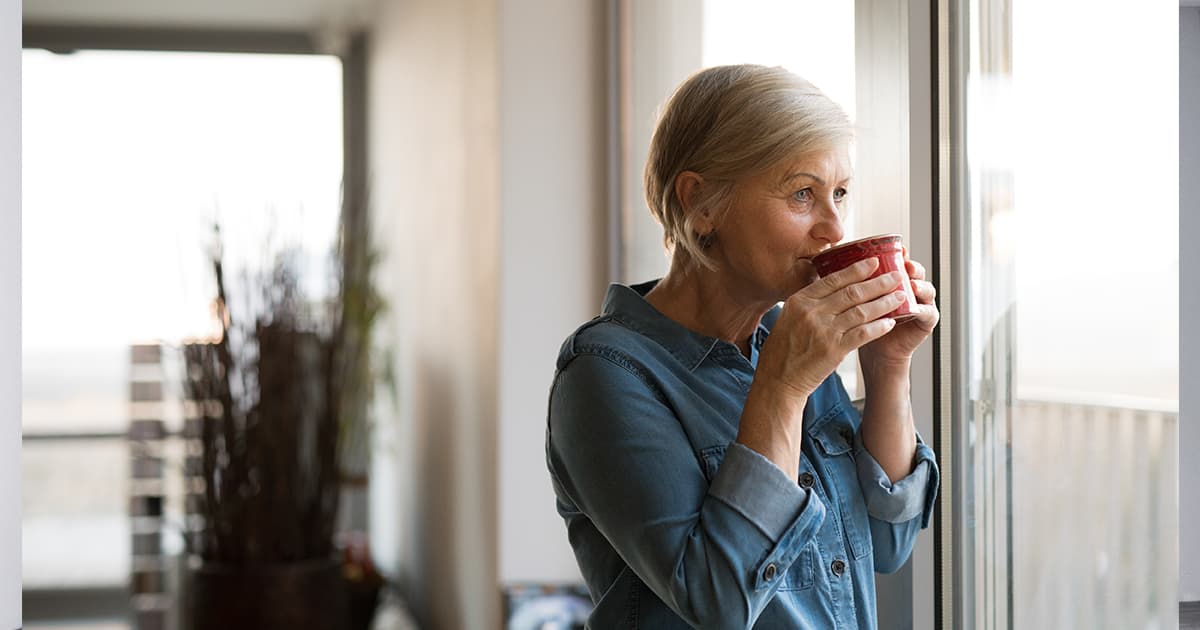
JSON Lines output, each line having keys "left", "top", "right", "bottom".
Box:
{"left": 811, "top": 233, "right": 904, "bottom": 267}
{"left": 817, "top": 233, "right": 902, "bottom": 255}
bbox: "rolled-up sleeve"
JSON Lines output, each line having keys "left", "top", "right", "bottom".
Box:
{"left": 547, "top": 352, "right": 826, "bottom": 628}
{"left": 710, "top": 443, "right": 827, "bottom": 592}
{"left": 853, "top": 430, "right": 939, "bottom": 573}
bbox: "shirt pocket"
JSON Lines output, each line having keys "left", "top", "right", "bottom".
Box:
{"left": 810, "top": 405, "right": 855, "bottom": 457}
{"left": 810, "top": 408, "right": 873, "bottom": 561}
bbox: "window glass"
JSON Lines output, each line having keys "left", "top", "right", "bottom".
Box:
{"left": 952, "top": 0, "right": 1178, "bottom": 627}
{"left": 22, "top": 49, "right": 343, "bottom": 590}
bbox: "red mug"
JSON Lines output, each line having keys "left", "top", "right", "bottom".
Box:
{"left": 810, "top": 234, "right": 918, "bottom": 321}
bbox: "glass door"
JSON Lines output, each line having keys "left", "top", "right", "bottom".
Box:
{"left": 938, "top": 1, "right": 1179, "bottom": 627}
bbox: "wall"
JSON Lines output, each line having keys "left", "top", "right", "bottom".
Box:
{"left": 366, "top": 0, "right": 502, "bottom": 627}
{"left": 497, "top": 0, "right": 607, "bottom": 584}
{"left": 1, "top": 0, "right": 20, "bottom": 625}
{"left": 366, "top": 0, "right": 609, "bottom": 623}
{"left": 1181, "top": 5, "right": 1199, "bottom": 604}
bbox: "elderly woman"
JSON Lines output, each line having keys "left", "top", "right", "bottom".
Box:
{"left": 546, "top": 65, "right": 940, "bottom": 629}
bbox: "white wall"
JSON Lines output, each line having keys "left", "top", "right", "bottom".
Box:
{"left": 368, "top": 0, "right": 611, "bottom": 622}
{"left": 1, "top": 0, "right": 20, "bottom": 625}
{"left": 366, "top": 0, "right": 502, "bottom": 628}
{"left": 1181, "top": 5, "right": 1200, "bottom": 604}
{"left": 497, "top": 0, "right": 606, "bottom": 584}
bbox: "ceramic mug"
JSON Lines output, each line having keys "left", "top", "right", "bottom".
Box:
{"left": 811, "top": 233, "right": 918, "bottom": 321}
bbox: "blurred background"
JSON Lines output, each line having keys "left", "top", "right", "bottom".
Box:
{"left": 16, "top": 0, "right": 1188, "bottom": 629}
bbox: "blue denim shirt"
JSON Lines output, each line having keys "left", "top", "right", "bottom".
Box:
{"left": 545, "top": 281, "right": 939, "bottom": 630}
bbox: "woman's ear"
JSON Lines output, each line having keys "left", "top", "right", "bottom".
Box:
{"left": 674, "top": 171, "right": 714, "bottom": 235}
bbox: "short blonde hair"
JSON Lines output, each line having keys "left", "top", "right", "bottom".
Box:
{"left": 643, "top": 64, "right": 854, "bottom": 270}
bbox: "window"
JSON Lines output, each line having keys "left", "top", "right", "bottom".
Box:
{"left": 22, "top": 47, "right": 343, "bottom": 618}
{"left": 941, "top": 0, "right": 1178, "bottom": 627}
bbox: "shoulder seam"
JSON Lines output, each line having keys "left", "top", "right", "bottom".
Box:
{"left": 567, "top": 344, "right": 670, "bottom": 407}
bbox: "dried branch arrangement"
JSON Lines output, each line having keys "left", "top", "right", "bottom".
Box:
{"left": 181, "top": 236, "right": 374, "bottom": 565}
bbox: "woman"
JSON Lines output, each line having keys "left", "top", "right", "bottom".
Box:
{"left": 546, "top": 65, "right": 939, "bottom": 629}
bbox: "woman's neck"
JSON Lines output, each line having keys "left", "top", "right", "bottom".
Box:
{"left": 644, "top": 256, "right": 774, "bottom": 357}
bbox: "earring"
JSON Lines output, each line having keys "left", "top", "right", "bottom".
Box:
{"left": 698, "top": 231, "right": 716, "bottom": 249}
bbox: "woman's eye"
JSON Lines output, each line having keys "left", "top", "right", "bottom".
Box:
{"left": 792, "top": 189, "right": 812, "bottom": 203}
{"left": 833, "top": 187, "right": 848, "bottom": 202}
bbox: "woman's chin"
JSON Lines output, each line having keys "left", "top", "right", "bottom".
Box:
{"left": 774, "top": 260, "right": 819, "bottom": 299}
{"left": 795, "top": 260, "right": 819, "bottom": 286}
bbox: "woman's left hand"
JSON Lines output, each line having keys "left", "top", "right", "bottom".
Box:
{"left": 858, "top": 250, "right": 939, "bottom": 374}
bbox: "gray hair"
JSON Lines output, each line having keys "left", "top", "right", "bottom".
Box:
{"left": 643, "top": 64, "right": 854, "bottom": 270}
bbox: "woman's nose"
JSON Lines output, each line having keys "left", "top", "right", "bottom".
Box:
{"left": 811, "top": 201, "right": 845, "bottom": 245}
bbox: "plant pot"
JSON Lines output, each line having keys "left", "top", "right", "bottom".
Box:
{"left": 188, "top": 557, "right": 347, "bottom": 630}
{"left": 346, "top": 577, "right": 382, "bottom": 630}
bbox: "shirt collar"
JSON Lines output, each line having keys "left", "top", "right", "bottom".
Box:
{"left": 601, "top": 280, "right": 778, "bottom": 372}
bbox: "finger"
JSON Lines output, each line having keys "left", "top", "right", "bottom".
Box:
{"left": 906, "top": 303, "right": 940, "bottom": 331}
{"left": 905, "top": 259, "right": 927, "bottom": 281}
{"left": 805, "top": 257, "right": 880, "bottom": 299}
{"left": 833, "top": 290, "right": 908, "bottom": 330}
{"left": 843, "top": 316, "right": 898, "bottom": 350}
{"left": 912, "top": 279, "right": 936, "bottom": 304}
{"left": 832, "top": 271, "right": 907, "bottom": 314}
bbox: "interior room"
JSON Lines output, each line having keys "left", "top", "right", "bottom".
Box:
{"left": 1, "top": 0, "right": 1193, "bottom": 629}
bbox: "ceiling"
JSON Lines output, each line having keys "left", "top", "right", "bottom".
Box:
{"left": 23, "top": 0, "right": 372, "bottom": 31}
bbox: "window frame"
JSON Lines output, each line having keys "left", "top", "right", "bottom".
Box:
{"left": 934, "top": 0, "right": 966, "bottom": 627}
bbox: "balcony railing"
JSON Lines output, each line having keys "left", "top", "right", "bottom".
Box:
{"left": 1011, "top": 396, "right": 1178, "bottom": 630}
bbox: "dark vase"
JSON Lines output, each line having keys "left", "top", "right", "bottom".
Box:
{"left": 188, "top": 557, "right": 348, "bottom": 630}
{"left": 346, "top": 578, "right": 382, "bottom": 630}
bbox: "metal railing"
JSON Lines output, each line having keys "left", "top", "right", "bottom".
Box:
{"left": 1011, "top": 397, "right": 1178, "bottom": 630}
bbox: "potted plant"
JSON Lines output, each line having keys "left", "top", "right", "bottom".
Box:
{"left": 180, "top": 219, "right": 386, "bottom": 630}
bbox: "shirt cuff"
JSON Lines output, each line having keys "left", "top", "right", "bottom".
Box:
{"left": 854, "top": 430, "right": 939, "bottom": 526}
{"left": 708, "top": 442, "right": 827, "bottom": 591}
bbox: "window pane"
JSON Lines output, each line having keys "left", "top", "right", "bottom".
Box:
{"left": 701, "top": 0, "right": 855, "bottom": 116}
{"left": 954, "top": 0, "right": 1178, "bottom": 627}
{"left": 23, "top": 438, "right": 129, "bottom": 588}
{"left": 22, "top": 49, "right": 343, "bottom": 590}
{"left": 1008, "top": 0, "right": 1177, "bottom": 625}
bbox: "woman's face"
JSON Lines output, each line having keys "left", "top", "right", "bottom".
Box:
{"left": 708, "top": 145, "right": 851, "bottom": 302}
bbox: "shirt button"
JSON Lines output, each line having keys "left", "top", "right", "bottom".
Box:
{"left": 831, "top": 559, "right": 846, "bottom": 577}
{"left": 799, "top": 472, "right": 815, "bottom": 489}
{"left": 763, "top": 563, "right": 778, "bottom": 582}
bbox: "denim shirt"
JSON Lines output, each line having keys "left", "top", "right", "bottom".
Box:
{"left": 545, "top": 281, "right": 939, "bottom": 630}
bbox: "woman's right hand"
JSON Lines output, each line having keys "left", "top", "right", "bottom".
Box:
{"left": 737, "top": 257, "right": 908, "bottom": 478}
{"left": 755, "top": 257, "right": 909, "bottom": 401}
